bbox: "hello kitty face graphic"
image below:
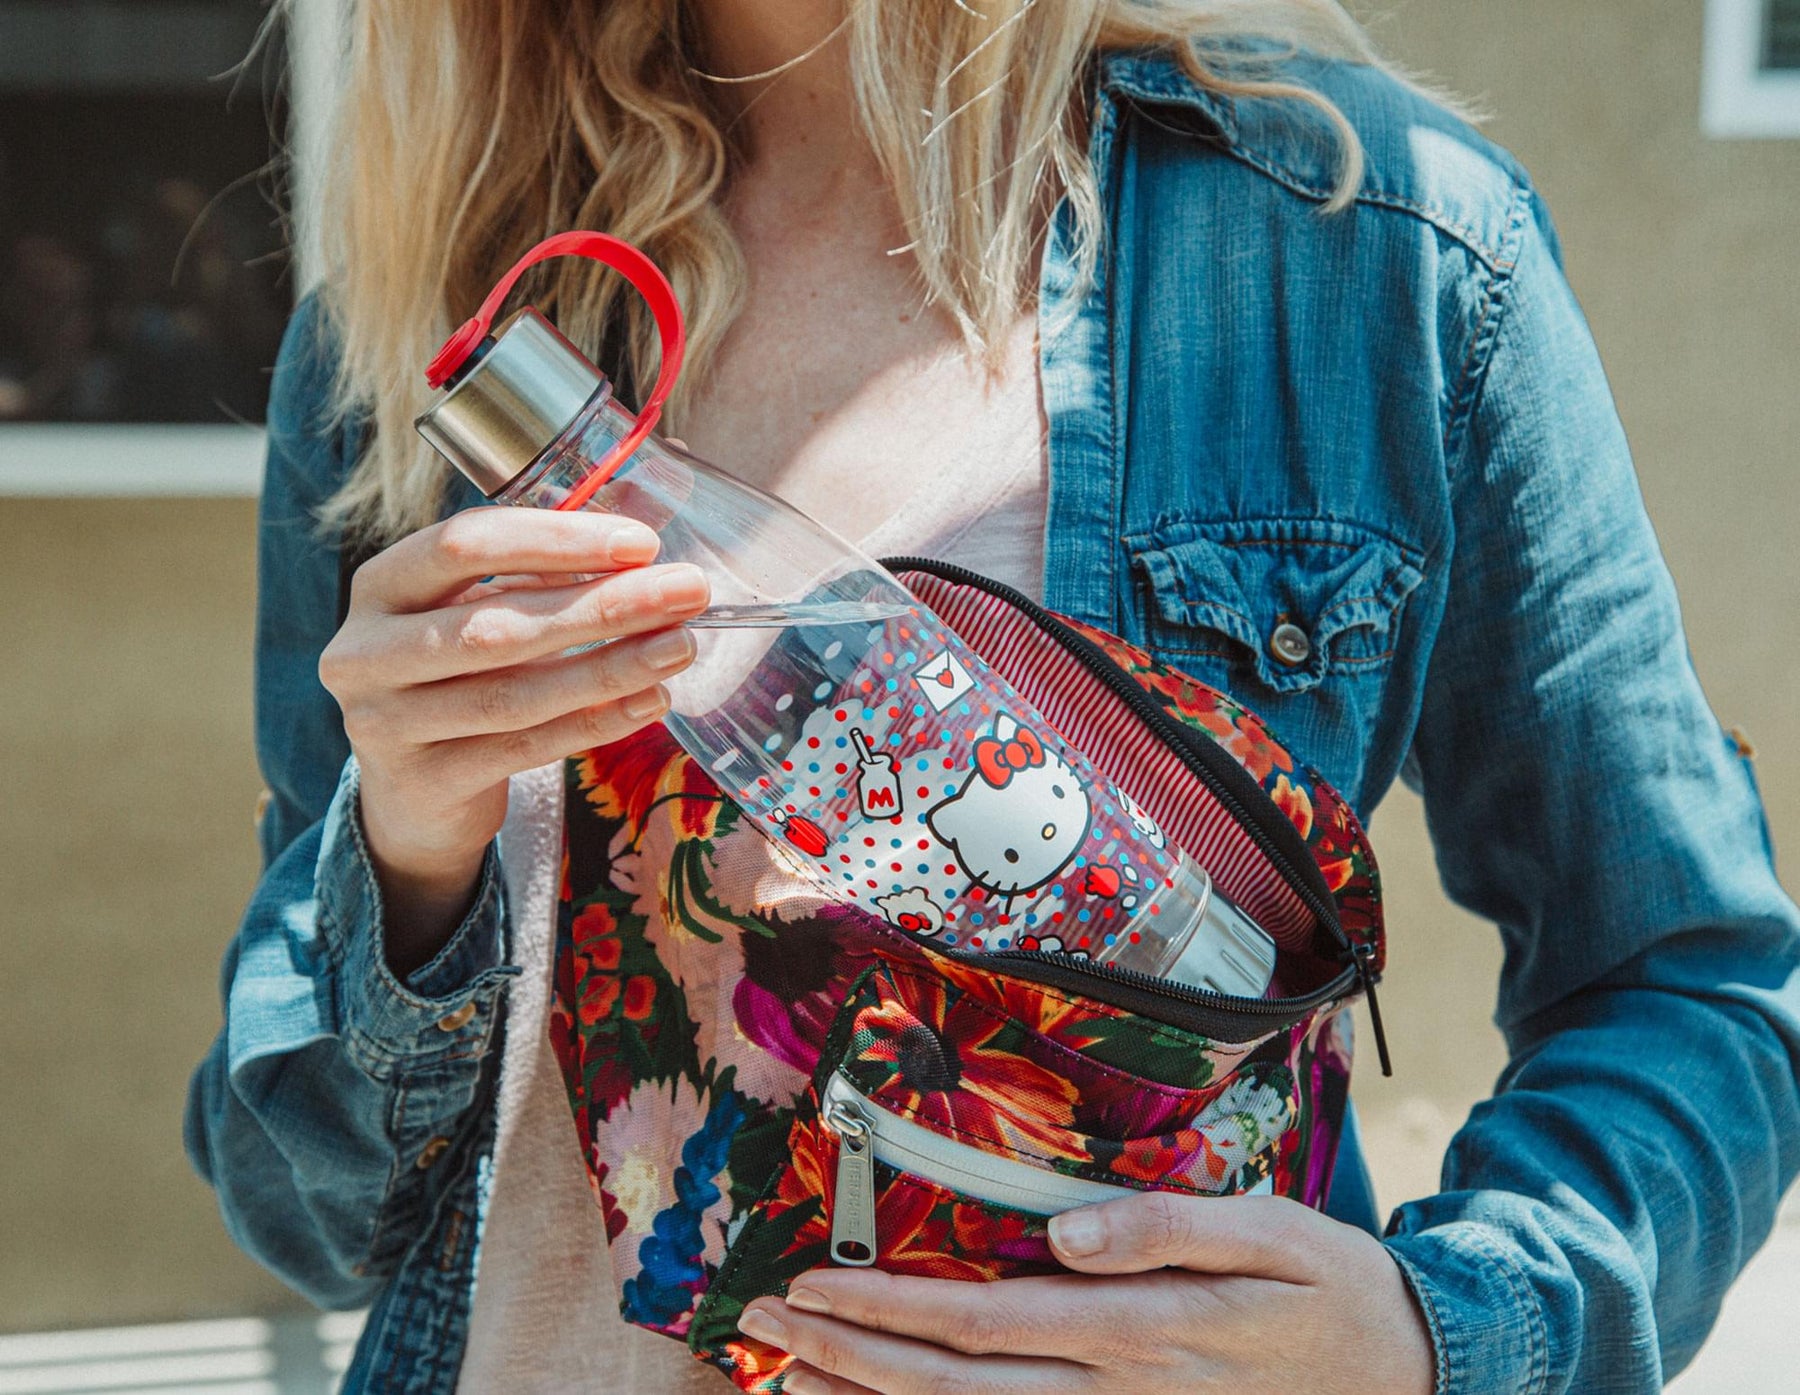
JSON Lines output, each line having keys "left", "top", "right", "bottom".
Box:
{"left": 873, "top": 887, "right": 945, "bottom": 937}
{"left": 1115, "top": 788, "right": 1166, "bottom": 849}
{"left": 925, "top": 713, "right": 1092, "bottom": 904}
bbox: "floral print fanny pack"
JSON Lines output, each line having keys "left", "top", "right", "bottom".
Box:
{"left": 550, "top": 560, "right": 1388, "bottom": 1391}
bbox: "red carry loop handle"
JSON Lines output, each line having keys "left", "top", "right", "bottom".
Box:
{"left": 424, "top": 231, "right": 687, "bottom": 512}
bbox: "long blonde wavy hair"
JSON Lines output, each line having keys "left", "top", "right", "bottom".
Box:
{"left": 303, "top": 1, "right": 1385, "bottom": 544}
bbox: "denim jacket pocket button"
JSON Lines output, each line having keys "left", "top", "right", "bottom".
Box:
{"left": 436, "top": 1001, "right": 478, "bottom": 1032}
{"left": 1269, "top": 622, "right": 1312, "bottom": 666}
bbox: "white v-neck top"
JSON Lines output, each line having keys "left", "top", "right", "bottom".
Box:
{"left": 456, "top": 446, "right": 1047, "bottom": 1392}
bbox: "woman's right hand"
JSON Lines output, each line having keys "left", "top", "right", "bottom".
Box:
{"left": 318, "top": 507, "right": 709, "bottom": 975}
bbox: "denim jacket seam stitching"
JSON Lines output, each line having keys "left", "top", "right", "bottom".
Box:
{"left": 369, "top": 1175, "right": 443, "bottom": 1394}
{"left": 1441, "top": 269, "right": 1500, "bottom": 475}
{"left": 1315, "top": 587, "right": 1401, "bottom": 631}
{"left": 1327, "top": 648, "right": 1397, "bottom": 668}
{"left": 1350, "top": 190, "right": 1513, "bottom": 274}
{"left": 1100, "top": 97, "right": 1129, "bottom": 629}
{"left": 1116, "top": 84, "right": 1519, "bottom": 273}
{"left": 345, "top": 1025, "right": 494, "bottom": 1078}
{"left": 1386, "top": 1245, "right": 1452, "bottom": 1395}
{"left": 356, "top": 1088, "right": 414, "bottom": 1281}
{"left": 1441, "top": 182, "right": 1531, "bottom": 481}
{"left": 1218, "top": 536, "right": 1355, "bottom": 551}
{"left": 375, "top": 1032, "right": 500, "bottom": 1393}
{"left": 399, "top": 844, "right": 507, "bottom": 1000}
{"left": 1467, "top": 1225, "right": 1549, "bottom": 1395}
{"left": 1201, "top": 137, "right": 1520, "bottom": 275}
{"left": 1125, "top": 515, "right": 1427, "bottom": 565}
{"left": 1167, "top": 599, "right": 1256, "bottom": 635}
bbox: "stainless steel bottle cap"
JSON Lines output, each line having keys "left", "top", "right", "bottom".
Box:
{"left": 414, "top": 306, "right": 607, "bottom": 497}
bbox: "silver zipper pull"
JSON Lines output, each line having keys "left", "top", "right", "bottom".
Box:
{"left": 825, "top": 1100, "right": 878, "bottom": 1266}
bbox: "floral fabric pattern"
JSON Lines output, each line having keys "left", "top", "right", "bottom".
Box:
{"left": 550, "top": 581, "right": 1385, "bottom": 1388}
{"left": 832, "top": 963, "right": 1296, "bottom": 1195}
{"left": 1061, "top": 616, "right": 1385, "bottom": 968}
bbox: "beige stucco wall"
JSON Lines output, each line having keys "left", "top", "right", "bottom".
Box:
{"left": 1, "top": 0, "right": 1794, "bottom": 1348}
{"left": 0, "top": 500, "right": 292, "bottom": 1326}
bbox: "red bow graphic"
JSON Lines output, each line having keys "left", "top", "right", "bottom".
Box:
{"left": 973, "top": 722, "right": 1046, "bottom": 789}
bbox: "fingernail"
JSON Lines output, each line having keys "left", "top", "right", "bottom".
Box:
{"left": 785, "top": 1371, "right": 830, "bottom": 1395}
{"left": 737, "top": 1306, "right": 788, "bottom": 1347}
{"left": 784, "top": 1286, "right": 832, "bottom": 1315}
{"left": 607, "top": 522, "right": 660, "bottom": 565}
{"left": 1049, "top": 1210, "right": 1103, "bottom": 1257}
{"left": 641, "top": 628, "right": 695, "bottom": 672}
{"left": 654, "top": 565, "right": 709, "bottom": 614}
{"left": 622, "top": 685, "right": 668, "bottom": 721}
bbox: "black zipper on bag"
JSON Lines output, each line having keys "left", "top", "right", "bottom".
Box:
{"left": 976, "top": 949, "right": 1359, "bottom": 1043}
{"left": 879, "top": 555, "right": 1391, "bottom": 1071}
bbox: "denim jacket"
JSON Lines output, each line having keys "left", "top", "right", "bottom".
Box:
{"left": 186, "top": 48, "right": 1800, "bottom": 1394}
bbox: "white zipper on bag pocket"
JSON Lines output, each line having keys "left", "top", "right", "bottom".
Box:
{"left": 819, "top": 1071, "right": 1272, "bottom": 1266}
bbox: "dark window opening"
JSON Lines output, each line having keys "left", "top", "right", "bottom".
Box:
{"left": 1768, "top": 0, "right": 1800, "bottom": 71}
{"left": 0, "top": 1, "right": 291, "bottom": 426}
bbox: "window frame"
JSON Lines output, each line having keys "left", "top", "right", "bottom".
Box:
{"left": 0, "top": 0, "right": 342, "bottom": 499}
{"left": 1703, "top": 0, "right": 1800, "bottom": 138}
{"left": 0, "top": 424, "right": 265, "bottom": 497}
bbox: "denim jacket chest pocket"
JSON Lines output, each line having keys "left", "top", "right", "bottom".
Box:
{"left": 1127, "top": 517, "right": 1424, "bottom": 689}
{"left": 1124, "top": 519, "right": 1425, "bottom": 792}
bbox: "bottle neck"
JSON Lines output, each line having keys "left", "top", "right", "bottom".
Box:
{"left": 495, "top": 385, "right": 661, "bottom": 505}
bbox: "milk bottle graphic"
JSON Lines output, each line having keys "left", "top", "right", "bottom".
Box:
{"left": 413, "top": 232, "right": 1278, "bottom": 998}
{"left": 850, "top": 729, "right": 904, "bottom": 820}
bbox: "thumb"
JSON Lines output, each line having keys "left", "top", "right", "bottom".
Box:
{"left": 1047, "top": 1191, "right": 1323, "bottom": 1283}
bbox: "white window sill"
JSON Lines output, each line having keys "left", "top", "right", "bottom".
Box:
{"left": 0, "top": 424, "right": 264, "bottom": 497}
{"left": 1704, "top": 0, "right": 1800, "bottom": 137}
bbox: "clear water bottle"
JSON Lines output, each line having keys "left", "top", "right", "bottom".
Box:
{"left": 413, "top": 233, "right": 1276, "bottom": 998}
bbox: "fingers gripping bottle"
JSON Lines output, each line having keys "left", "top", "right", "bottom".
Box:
{"left": 414, "top": 232, "right": 1278, "bottom": 997}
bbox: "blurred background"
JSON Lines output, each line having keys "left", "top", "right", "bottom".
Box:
{"left": 1, "top": 0, "right": 1796, "bottom": 1390}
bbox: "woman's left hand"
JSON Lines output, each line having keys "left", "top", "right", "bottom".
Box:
{"left": 735, "top": 1192, "right": 1436, "bottom": 1395}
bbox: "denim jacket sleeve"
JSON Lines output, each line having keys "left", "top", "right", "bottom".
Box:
{"left": 183, "top": 296, "right": 517, "bottom": 1308}
{"left": 1383, "top": 188, "right": 1800, "bottom": 1392}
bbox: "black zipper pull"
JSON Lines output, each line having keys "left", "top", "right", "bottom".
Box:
{"left": 1350, "top": 942, "right": 1392, "bottom": 1077}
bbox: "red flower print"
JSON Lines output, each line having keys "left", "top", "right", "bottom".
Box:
{"left": 573, "top": 725, "right": 684, "bottom": 826}
{"left": 579, "top": 974, "right": 621, "bottom": 1026}
{"left": 1083, "top": 864, "right": 1121, "bottom": 898}
{"left": 573, "top": 724, "right": 722, "bottom": 838}
{"left": 573, "top": 902, "right": 617, "bottom": 946}
{"left": 1269, "top": 774, "right": 1315, "bottom": 840}
{"left": 850, "top": 974, "right": 1079, "bottom": 1154}
{"left": 723, "top": 1338, "right": 788, "bottom": 1392}
{"left": 867, "top": 1175, "right": 1008, "bottom": 1283}
{"left": 1197, "top": 706, "right": 1293, "bottom": 784}
{"left": 622, "top": 974, "right": 657, "bottom": 1022}
{"left": 1103, "top": 1129, "right": 1193, "bottom": 1184}
{"left": 587, "top": 937, "right": 622, "bottom": 972}
{"left": 933, "top": 954, "right": 1113, "bottom": 1054}
{"left": 572, "top": 903, "right": 624, "bottom": 978}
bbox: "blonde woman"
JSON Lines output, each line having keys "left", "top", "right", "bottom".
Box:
{"left": 186, "top": 1, "right": 1800, "bottom": 1391}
